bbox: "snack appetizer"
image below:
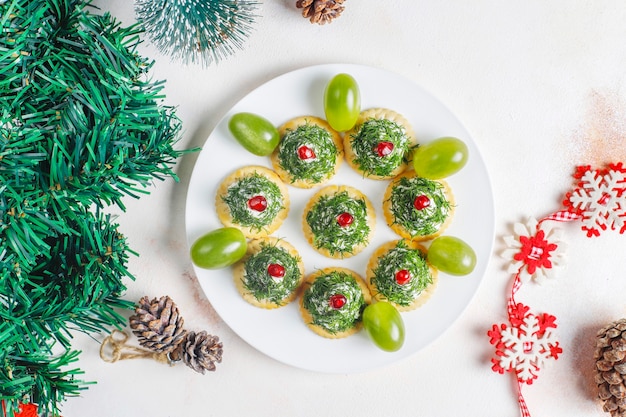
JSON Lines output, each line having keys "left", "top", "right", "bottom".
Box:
{"left": 271, "top": 116, "right": 343, "bottom": 188}
{"left": 233, "top": 237, "right": 305, "bottom": 309}
{"left": 344, "top": 108, "right": 417, "bottom": 180}
{"left": 299, "top": 267, "right": 371, "bottom": 339}
{"left": 383, "top": 171, "right": 454, "bottom": 241}
{"left": 302, "top": 185, "right": 375, "bottom": 259}
{"left": 366, "top": 239, "right": 438, "bottom": 312}
{"left": 216, "top": 165, "right": 289, "bottom": 238}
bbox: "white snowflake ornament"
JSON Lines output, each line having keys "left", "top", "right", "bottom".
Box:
{"left": 498, "top": 314, "right": 560, "bottom": 383}
{"left": 501, "top": 217, "right": 567, "bottom": 284}
{"left": 564, "top": 163, "right": 626, "bottom": 237}
{"left": 488, "top": 304, "right": 562, "bottom": 385}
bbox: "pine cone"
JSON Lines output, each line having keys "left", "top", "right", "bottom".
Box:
{"left": 595, "top": 318, "right": 626, "bottom": 416}
{"left": 170, "top": 331, "right": 223, "bottom": 374}
{"left": 129, "top": 295, "right": 186, "bottom": 353}
{"left": 296, "top": 0, "right": 345, "bottom": 25}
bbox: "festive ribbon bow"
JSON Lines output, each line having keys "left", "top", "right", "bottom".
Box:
{"left": 488, "top": 163, "right": 626, "bottom": 417}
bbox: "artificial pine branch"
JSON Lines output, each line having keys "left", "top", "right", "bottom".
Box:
{"left": 1, "top": 349, "right": 89, "bottom": 416}
{"left": 1, "top": 0, "right": 188, "bottom": 413}
{"left": 134, "top": 0, "right": 260, "bottom": 67}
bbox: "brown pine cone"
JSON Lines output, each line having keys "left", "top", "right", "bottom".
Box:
{"left": 296, "top": 0, "right": 345, "bottom": 25}
{"left": 129, "top": 295, "right": 186, "bottom": 353}
{"left": 170, "top": 331, "right": 223, "bottom": 374}
{"left": 595, "top": 318, "right": 626, "bottom": 416}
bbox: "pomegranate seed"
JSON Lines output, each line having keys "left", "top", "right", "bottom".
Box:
{"left": 395, "top": 269, "right": 411, "bottom": 285}
{"left": 297, "top": 145, "right": 316, "bottom": 160}
{"left": 375, "top": 141, "right": 394, "bottom": 157}
{"left": 267, "top": 263, "right": 285, "bottom": 278}
{"left": 248, "top": 195, "right": 267, "bottom": 212}
{"left": 336, "top": 212, "right": 354, "bottom": 227}
{"left": 413, "top": 195, "right": 431, "bottom": 210}
{"left": 329, "top": 294, "right": 347, "bottom": 309}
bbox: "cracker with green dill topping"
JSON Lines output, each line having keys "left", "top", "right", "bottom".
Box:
{"left": 366, "top": 239, "right": 438, "bottom": 312}
{"left": 216, "top": 165, "right": 289, "bottom": 238}
{"left": 302, "top": 185, "right": 375, "bottom": 259}
{"left": 271, "top": 116, "right": 343, "bottom": 189}
{"left": 299, "top": 267, "right": 371, "bottom": 339}
{"left": 344, "top": 108, "right": 417, "bottom": 180}
{"left": 383, "top": 171, "right": 455, "bottom": 241}
{"left": 233, "top": 237, "right": 304, "bottom": 309}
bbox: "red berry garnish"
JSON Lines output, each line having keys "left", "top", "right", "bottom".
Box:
{"left": 329, "top": 294, "right": 347, "bottom": 309}
{"left": 375, "top": 141, "right": 394, "bottom": 157}
{"left": 336, "top": 212, "right": 354, "bottom": 227}
{"left": 297, "top": 145, "right": 316, "bottom": 160}
{"left": 395, "top": 269, "right": 411, "bottom": 285}
{"left": 267, "top": 263, "right": 285, "bottom": 278}
{"left": 248, "top": 195, "right": 267, "bottom": 212}
{"left": 413, "top": 195, "right": 431, "bottom": 210}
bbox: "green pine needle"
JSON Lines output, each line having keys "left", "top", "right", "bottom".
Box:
{"left": 1, "top": 0, "right": 189, "bottom": 412}
{"left": 1, "top": 347, "right": 91, "bottom": 416}
{"left": 134, "top": 0, "right": 260, "bottom": 66}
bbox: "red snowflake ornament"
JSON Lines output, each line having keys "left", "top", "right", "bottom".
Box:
{"left": 489, "top": 296, "right": 562, "bottom": 417}
{"left": 488, "top": 303, "right": 562, "bottom": 385}
{"left": 563, "top": 162, "right": 626, "bottom": 237}
{"left": 514, "top": 230, "right": 557, "bottom": 275}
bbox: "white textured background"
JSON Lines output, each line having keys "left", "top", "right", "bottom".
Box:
{"left": 66, "top": 1, "right": 626, "bottom": 416}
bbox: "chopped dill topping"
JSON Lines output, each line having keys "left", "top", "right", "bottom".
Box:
{"left": 371, "top": 240, "right": 432, "bottom": 306}
{"left": 386, "top": 176, "right": 451, "bottom": 237}
{"left": 277, "top": 123, "right": 339, "bottom": 184}
{"left": 222, "top": 172, "right": 284, "bottom": 231}
{"left": 349, "top": 118, "right": 412, "bottom": 177}
{"left": 242, "top": 241, "right": 302, "bottom": 305}
{"left": 306, "top": 190, "right": 371, "bottom": 256}
{"left": 302, "top": 270, "right": 366, "bottom": 334}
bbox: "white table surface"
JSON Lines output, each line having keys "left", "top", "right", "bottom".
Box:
{"left": 64, "top": 1, "right": 626, "bottom": 416}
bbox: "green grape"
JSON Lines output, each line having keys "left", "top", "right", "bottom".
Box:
{"left": 362, "top": 301, "right": 405, "bottom": 352}
{"left": 228, "top": 112, "right": 280, "bottom": 156}
{"left": 427, "top": 235, "right": 476, "bottom": 276}
{"left": 324, "top": 73, "right": 361, "bottom": 132}
{"left": 413, "top": 136, "right": 468, "bottom": 179}
{"left": 190, "top": 227, "right": 247, "bottom": 269}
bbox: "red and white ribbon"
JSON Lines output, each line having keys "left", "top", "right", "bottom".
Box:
{"left": 486, "top": 163, "right": 626, "bottom": 417}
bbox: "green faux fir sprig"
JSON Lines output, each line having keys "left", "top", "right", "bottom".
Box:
{"left": 1, "top": 0, "right": 186, "bottom": 414}
{"left": 134, "top": 0, "right": 260, "bottom": 67}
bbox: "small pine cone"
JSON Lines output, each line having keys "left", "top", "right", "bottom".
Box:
{"left": 129, "top": 295, "right": 186, "bottom": 353}
{"left": 595, "top": 318, "right": 626, "bottom": 416}
{"left": 170, "top": 331, "right": 223, "bottom": 374}
{"left": 296, "top": 0, "right": 345, "bottom": 25}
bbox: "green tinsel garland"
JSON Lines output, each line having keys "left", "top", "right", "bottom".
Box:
{"left": 1, "top": 0, "right": 185, "bottom": 414}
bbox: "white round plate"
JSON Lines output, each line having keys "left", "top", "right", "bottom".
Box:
{"left": 185, "top": 63, "right": 494, "bottom": 374}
